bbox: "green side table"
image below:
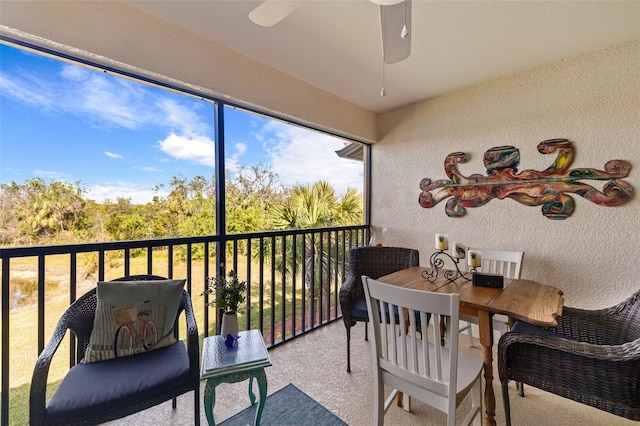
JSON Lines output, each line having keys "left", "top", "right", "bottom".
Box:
{"left": 200, "top": 330, "right": 272, "bottom": 426}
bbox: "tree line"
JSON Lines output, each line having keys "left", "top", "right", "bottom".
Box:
{"left": 0, "top": 163, "right": 363, "bottom": 248}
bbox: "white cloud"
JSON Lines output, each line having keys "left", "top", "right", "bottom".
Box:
{"left": 156, "top": 97, "right": 210, "bottom": 137}
{"left": 261, "top": 121, "right": 363, "bottom": 193}
{"left": 60, "top": 65, "right": 90, "bottom": 82}
{"left": 234, "top": 142, "right": 247, "bottom": 156}
{"left": 158, "top": 133, "right": 215, "bottom": 167}
{"left": 226, "top": 142, "right": 248, "bottom": 174}
{"left": 2, "top": 52, "right": 362, "bottom": 197}
{"left": 0, "top": 71, "right": 55, "bottom": 110}
{"left": 85, "top": 182, "right": 167, "bottom": 204}
{"left": 34, "top": 170, "right": 68, "bottom": 180}
{"left": 69, "top": 71, "right": 155, "bottom": 129}
{"left": 1, "top": 62, "right": 210, "bottom": 136}
{"left": 136, "top": 166, "right": 162, "bottom": 172}
{"left": 2, "top": 59, "right": 220, "bottom": 172}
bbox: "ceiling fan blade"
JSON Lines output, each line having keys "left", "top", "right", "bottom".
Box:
{"left": 380, "top": 0, "right": 411, "bottom": 64}
{"left": 249, "top": 0, "right": 304, "bottom": 27}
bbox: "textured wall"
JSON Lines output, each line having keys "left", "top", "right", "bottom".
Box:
{"left": 375, "top": 41, "right": 640, "bottom": 308}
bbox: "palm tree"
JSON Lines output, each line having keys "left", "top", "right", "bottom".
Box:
{"left": 259, "top": 181, "right": 363, "bottom": 321}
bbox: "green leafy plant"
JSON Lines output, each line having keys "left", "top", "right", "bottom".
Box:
{"left": 205, "top": 270, "right": 247, "bottom": 313}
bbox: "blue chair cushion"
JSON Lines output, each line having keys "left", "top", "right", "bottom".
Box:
{"left": 351, "top": 296, "right": 370, "bottom": 321}
{"left": 351, "top": 295, "right": 428, "bottom": 326}
{"left": 511, "top": 320, "right": 577, "bottom": 341}
{"left": 46, "top": 341, "right": 190, "bottom": 424}
{"left": 511, "top": 319, "right": 553, "bottom": 334}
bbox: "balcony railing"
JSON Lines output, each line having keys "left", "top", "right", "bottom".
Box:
{"left": 0, "top": 225, "right": 368, "bottom": 425}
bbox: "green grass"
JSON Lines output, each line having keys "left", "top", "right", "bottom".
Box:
{"left": 2, "top": 381, "right": 61, "bottom": 426}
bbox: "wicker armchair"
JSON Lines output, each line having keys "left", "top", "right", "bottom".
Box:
{"left": 339, "top": 246, "right": 419, "bottom": 372}
{"left": 29, "top": 275, "right": 200, "bottom": 425}
{"left": 498, "top": 289, "right": 640, "bottom": 425}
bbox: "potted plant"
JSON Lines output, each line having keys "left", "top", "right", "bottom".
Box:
{"left": 205, "top": 269, "right": 247, "bottom": 338}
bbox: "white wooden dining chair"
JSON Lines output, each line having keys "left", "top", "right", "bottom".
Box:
{"left": 362, "top": 276, "right": 483, "bottom": 426}
{"left": 459, "top": 249, "right": 524, "bottom": 346}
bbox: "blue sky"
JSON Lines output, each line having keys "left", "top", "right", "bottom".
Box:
{"left": 0, "top": 43, "right": 363, "bottom": 204}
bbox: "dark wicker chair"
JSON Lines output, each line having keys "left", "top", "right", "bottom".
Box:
{"left": 339, "top": 246, "right": 419, "bottom": 372}
{"left": 29, "top": 275, "right": 200, "bottom": 425}
{"left": 498, "top": 288, "right": 640, "bottom": 425}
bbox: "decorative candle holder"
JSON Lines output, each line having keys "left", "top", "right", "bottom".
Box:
{"left": 421, "top": 250, "right": 472, "bottom": 283}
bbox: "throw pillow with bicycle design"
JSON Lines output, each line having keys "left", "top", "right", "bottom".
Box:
{"left": 83, "top": 278, "right": 185, "bottom": 363}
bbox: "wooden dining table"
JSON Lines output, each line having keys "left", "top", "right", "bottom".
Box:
{"left": 378, "top": 266, "right": 564, "bottom": 426}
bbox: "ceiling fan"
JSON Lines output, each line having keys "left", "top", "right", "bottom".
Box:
{"left": 248, "top": 0, "right": 412, "bottom": 65}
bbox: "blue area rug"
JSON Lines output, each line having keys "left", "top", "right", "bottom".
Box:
{"left": 219, "top": 383, "right": 347, "bottom": 426}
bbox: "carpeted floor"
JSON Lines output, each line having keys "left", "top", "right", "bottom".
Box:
{"left": 219, "top": 383, "right": 347, "bottom": 426}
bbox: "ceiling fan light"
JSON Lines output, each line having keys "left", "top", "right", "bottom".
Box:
{"left": 370, "top": 0, "right": 403, "bottom": 5}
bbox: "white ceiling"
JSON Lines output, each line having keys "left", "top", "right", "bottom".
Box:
{"left": 126, "top": 0, "right": 640, "bottom": 114}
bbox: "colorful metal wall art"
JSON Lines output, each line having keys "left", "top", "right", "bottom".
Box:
{"left": 418, "top": 139, "right": 632, "bottom": 220}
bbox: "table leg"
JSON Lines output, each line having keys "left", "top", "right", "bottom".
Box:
{"left": 478, "top": 310, "right": 496, "bottom": 426}
{"left": 252, "top": 368, "right": 268, "bottom": 426}
{"left": 248, "top": 376, "right": 256, "bottom": 405}
{"left": 203, "top": 379, "right": 217, "bottom": 426}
